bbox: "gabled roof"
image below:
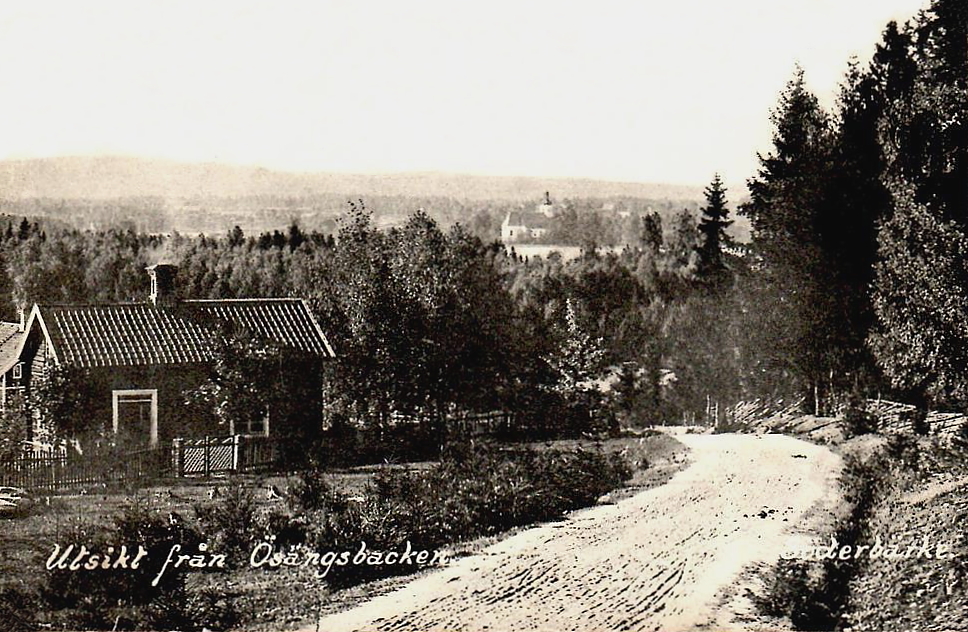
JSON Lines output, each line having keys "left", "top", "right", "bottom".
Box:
{"left": 0, "top": 322, "right": 27, "bottom": 374}
{"left": 185, "top": 299, "right": 335, "bottom": 359}
{"left": 28, "top": 299, "right": 335, "bottom": 369}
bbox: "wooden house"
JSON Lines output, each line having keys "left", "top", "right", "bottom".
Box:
{"left": 0, "top": 319, "right": 29, "bottom": 412}
{"left": 0, "top": 264, "right": 335, "bottom": 449}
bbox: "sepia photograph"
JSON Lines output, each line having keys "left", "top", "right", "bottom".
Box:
{"left": 0, "top": 1, "right": 965, "bottom": 630}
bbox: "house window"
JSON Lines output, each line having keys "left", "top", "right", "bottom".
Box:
{"left": 112, "top": 389, "right": 158, "bottom": 447}
{"left": 12, "top": 363, "right": 22, "bottom": 380}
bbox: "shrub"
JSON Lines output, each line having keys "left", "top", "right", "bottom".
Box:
{"left": 0, "top": 395, "right": 28, "bottom": 460}
{"left": 42, "top": 501, "right": 202, "bottom": 630}
{"left": 258, "top": 506, "right": 311, "bottom": 549}
{"left": 842, "top": 392, "right": 878, "bottom": 438}
{"left": 885, "top": 433, "right": 922, "bottom": 473}
{"left": 753, "top": 558, "right": 836, "bottom": 629}
{"left": 0, "top": 586, "right": 42, "bottom": 632}
{"left": 843, "top": 407, "right": 878, "bottom": 437}
{"left": 954, "top": 422, "right": 968, "bottom": 448}
{"left": 194, "top": 481, "right": 259, "bottom": 565}
{"left": 182, "top": 584, "right": 244, "bottom": 631}
{"left": 288, "top": 463, "right": 346, "bottom": 514}
{"left": 304, "top": 443, "right": 633, "bottom": 589}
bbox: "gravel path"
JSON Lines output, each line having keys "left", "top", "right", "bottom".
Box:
{"left": 307, "top": 433, "right": 843, "bottom": 632}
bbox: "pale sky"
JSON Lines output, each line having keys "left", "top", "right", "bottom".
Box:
{"left": 0, "top": 0, "right": 930, "bottom": 187}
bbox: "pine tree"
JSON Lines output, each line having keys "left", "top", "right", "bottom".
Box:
{"left": 227, "top": 225, "right": 245, "bottom": 248}
{"left": 287, "top": 222, "right": 306, "bottom": 252}
{"left": 17, "top": 217, "right": 30, "bottom": 241}
{"left": 639, "top": 211, "right": 663, "bottom": 254}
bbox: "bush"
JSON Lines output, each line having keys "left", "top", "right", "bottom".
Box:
{"left": 954, "top": 422, "right": 968, "bottom": 448}
{"left": 885, "top": 433, "right": 921, "bottom": 473}
{"left": 303, "top": 443, "right": 633, "bottom": 589}
{"left": 908, "top": 408, "right": 930, "bottom": 436}
{"left": 182, "top": 584, "right": 244, "bottom": 631}
{"left": 288, "top": 463, "right": 346, "bottom": 514}
{"left": 258, "top": 506, "right": 312, "bottom": 550}
{"left": 194, "top": 481, "right": 259, "bottom": 565}
{"left": 754, "top": 558, "right": 835, "bottom": 629}
{"left": 843, "top": 393, "right": 878, "bottom": 437}
{"left": 42, "top": 501, "right": 202, "bottom": 630}
{"left": 0, "top": 396, "right": 28, "bottom": 460}
{"left": 0, "top": 586, "right": 42, "bottom": 632}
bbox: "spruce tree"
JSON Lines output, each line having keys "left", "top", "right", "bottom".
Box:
{"left": 739, "top": 67, "right": 838, "bottom": 408}
{"left": 695, "top": 173, "right": 732, "bottom": 282}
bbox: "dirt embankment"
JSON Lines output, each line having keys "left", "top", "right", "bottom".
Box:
{"left": 844, "top": 437, "right": 968, "bottom": 632}
{"left": 303, "top": 433, "right": 843, "bottom": 632}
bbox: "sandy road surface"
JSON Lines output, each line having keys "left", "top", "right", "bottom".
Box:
{"left": 308, "top": 433, "right": 843, "bottom": 632}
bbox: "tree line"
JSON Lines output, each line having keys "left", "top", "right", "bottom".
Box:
{"left": 739, "top": 0, "right": 968, "bottom": 415}
{"left": 0, "top": 185, "right": 737, "bottom": 441}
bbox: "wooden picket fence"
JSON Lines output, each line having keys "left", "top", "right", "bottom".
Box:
{"left": 448, "top": 411, "right": 513, "bottom": 437}
{"left": 0, "top": 446, "right": 171, "bottom": 492}
{"left": 0, "top": 435, "right": 285, "bottom": 492}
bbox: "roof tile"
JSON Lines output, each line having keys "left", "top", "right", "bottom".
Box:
{"left": 37, "top": 299, "right": 334, "bottom": 368}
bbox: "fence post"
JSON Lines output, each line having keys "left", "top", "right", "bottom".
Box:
{"left": 172, "top": 438, "right": 183, "bottom": 478}
{"left": 203, "top": 436, "right": 211, "bottom": 478}
{"left": 233, "top": 434, "right": 241, "bottom": 472}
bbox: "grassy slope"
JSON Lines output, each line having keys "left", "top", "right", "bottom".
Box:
{"left": 845, "top": 437, "right": 968, "bottom": 632}
{"left": 745, "top": 412, "right": 968, "bottom": 632}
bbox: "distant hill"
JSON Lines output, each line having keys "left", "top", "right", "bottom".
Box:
{"left": 0, "top": 156, "right": 705, "bottom": 202}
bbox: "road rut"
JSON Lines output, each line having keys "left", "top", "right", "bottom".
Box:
{"left": 309, "top": 433, "right": 843, "bottom": 632}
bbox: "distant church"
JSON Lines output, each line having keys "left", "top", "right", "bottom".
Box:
{"left": 501, "top": 192, "right": 556, "bottom": 243}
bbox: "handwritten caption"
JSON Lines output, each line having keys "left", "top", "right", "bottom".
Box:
{"left": 46, "top": 540, "right": 448, "bottom": 586}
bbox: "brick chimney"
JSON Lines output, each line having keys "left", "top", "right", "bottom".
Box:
{"left": 146, "top": 264, "right": 178, "bottom": 307}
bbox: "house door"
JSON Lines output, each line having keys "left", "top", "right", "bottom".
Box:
{"left": 112, "top": 390, "right": 158, "bottom": 447}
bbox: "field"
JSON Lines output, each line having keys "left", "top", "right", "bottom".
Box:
{"left": 510, "top": 244, "right": 624, "bottom": 261}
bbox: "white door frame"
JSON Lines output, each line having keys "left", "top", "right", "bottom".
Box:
{"left": 112, "top": 389, "right": 159, "bottom": 447}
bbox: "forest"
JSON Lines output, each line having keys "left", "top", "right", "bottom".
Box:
{"left": 1, "top": 0, "right": 967, "bottom": 442}
{"left": 0, "top": 195, "right": 726, "bottom": 440}
{"left": 0, "top": 192, "right": 708, "bottom": 248}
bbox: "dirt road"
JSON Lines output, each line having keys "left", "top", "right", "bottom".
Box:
{"left": 308, "top": 433, "right": 843, "bottom": 632}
